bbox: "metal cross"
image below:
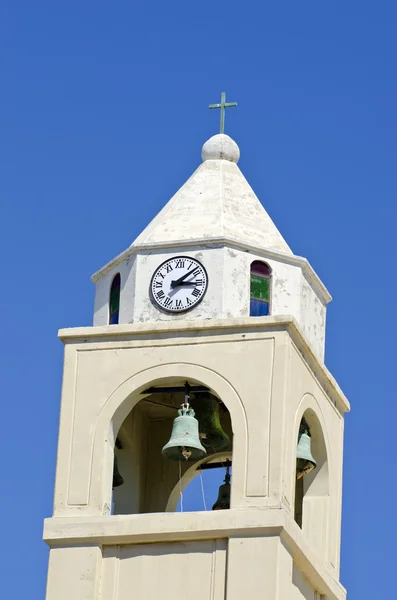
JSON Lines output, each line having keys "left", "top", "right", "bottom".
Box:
{"left": 209, "top": 92, "right": 237, "bottom": 134}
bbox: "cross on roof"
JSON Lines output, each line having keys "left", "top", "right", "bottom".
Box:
{"left": 209, "top": 92, "right": 237, "bottom": 134}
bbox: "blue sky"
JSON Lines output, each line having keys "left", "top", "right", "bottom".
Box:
{"left": 1, "top": 1, "right": 396, "bottom": 598}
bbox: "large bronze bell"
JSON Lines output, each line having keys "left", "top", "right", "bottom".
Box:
{"left": 212, "top": 460, "right": 231, "bottom": 510}
{"left": 193, "top": 393, "right": 230, "bottom": 454}
{"left": 112, "top": 455, "right": 124, "bottom": 488}
{"left": 296, "top": 419, "right": 316, "bottom": 480}
{"left": 162, "top": 403, "right": 206, "bottom": 461}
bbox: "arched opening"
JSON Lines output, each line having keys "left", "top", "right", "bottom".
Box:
{"left": 166, "top": 452, "right": 233, "bottom": 513}
{"left": 294, "top": 409, "right": 329, "bottom": 554}
{"left": 109, "top": 273, "right": 121, "bottom": 324}
{"left": 250, "top": 260, "right": 271, "bottom": 316}
{"left": 111, "top": 379, "right": 234, "bottom": 515}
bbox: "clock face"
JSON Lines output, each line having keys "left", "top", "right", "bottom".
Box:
{"left": 150, "top": 256, "right": 208, "bottom": 313}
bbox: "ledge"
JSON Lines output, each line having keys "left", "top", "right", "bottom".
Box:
{"left": 58, "top": 315, "right": 350, "bottom": 414}
{"left": 43, "top": 508, "right": 345, "bottom": 600}
{"left": 90, "top": 237, "right": 332, "bottom": 305}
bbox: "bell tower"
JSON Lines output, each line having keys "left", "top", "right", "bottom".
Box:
{"left": 43, "top": 112, "right": 349, "bottom": 599}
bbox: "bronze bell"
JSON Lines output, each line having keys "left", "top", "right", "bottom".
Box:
{"left": 193, "top": 393, "right": 230, "bottom": 454}
{"left": 112, "top": 455, "right": 124, "bottom": 488}
{"left": 296, "top": 419, "right": 316, "bottom": 480}
{"left": 162, "top": 403, "right": 206, "bottom": 461}
{"left": 212, "top": 460, "right": 231, "bottom": 510}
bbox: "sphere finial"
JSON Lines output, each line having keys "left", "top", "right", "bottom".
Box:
{"left": 201, "top": 134, "right": 240, "bottom": 163}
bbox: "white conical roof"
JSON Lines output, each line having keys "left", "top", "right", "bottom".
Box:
{"left": 132, "top": 134, "right": 292, "bottom": 255}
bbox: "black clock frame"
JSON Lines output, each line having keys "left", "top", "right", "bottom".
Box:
{"left": 149, "top": 255, "right": 209, "bottom": 315}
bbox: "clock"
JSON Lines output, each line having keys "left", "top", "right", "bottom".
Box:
{"left": 150, "top": 256, "right": 208, "bottom": 313}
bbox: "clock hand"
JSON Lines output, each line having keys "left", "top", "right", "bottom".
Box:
{"left": 170, "top": 267, "right": 198, "bottom": 288}
{"left": 176, "top": 281, "right": 199, "bottom": 286}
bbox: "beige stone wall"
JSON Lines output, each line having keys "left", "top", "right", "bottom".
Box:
{"left": 44, "top": 316, "right": 348, "bottom": 600}
{"left": 44, "top": 528, "right": 336, "bottom": 600}
{"left": 101, "top": 540, "right": 227, "bottom": 600}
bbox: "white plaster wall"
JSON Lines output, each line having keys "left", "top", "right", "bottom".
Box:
{"left": 221, "top": 248, "right": 307, "bottom": 325}
{"left": 221, "top": 246, "right": 249, "bottom": 318}
{"left": 300, "top": 273, "right": 327, "bottom": 359}
{"left": 93, "top": 245, "right": 326, "bottom": 358}
{"left": 132, "top": 247, "right": 224, "bottom": 323}
{"left": 221, "top": 247, "right": 302, "bottom": 320}
{"left": 267, "top": 257, "right": 302, "bottom": 317}
{"left": 221, "top": 246, "right": 324, "bottom": 358}
{"left": 93, "top": 256, "right": 136, "bottom": 326}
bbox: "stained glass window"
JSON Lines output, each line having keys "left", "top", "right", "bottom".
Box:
{"left": 250, "top": 261, "right": 271, "bottom": 317}
{"left": 109, "top": 273, "right": 121, "bottom": 325}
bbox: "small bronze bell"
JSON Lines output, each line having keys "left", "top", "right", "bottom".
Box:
{"left": 112, "top": 455, "right": 124, "bottom": 488}
{"left": 162, "top": 403, "right": 206, "bottom": 461}
{"left": 212, "top": 460, "right": 231, "bottom": 510}
{"left": 193, "top": 393, "right": 230, "bottom": 454}
{"left": 296, "top": 419, "right": 316, "bottom": 480}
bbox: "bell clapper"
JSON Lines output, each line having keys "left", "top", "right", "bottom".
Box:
{"left": 181, "top": 447, "right": 192, "bottom": 460}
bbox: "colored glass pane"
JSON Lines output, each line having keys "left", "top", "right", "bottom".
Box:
{"left": 250, "top": 299, "right": 269, "bottom": 316}
{"left": 250, "top": 275, "right": 269, "bottom": 301}
{"left": 109, "top": 274, "right": 121, "bottom": 325}
{"left": 110, "top": 289, "right": 120, "bottom": 314}
{"left": 251, "top": 261, "right": 271, "bottom": 278}
{"left": 109, "top": 311, "right": 119, "bottom": 325}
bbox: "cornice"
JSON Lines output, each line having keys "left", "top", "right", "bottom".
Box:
{"left": 58, "top": 315, "right": 349, "bottom": 414}
{"left": 43, "top": 508, "right": 346, "bottom": 600}
{"left": 90, "top": 237, "right": 332, "bottom": 305}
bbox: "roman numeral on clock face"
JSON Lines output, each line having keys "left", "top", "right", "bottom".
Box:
{"left": 175, "top": 299, "right": 183, "bottom": 308}
{"left": 191, "top": 288, "right": 200, "bottom": 298}
{"left": 163, "top": 297, "right": 172, "bottom": 307}
{"left": 156, "top": 290, "right": 165, "bottom": 300}
{"left": 175, "top": 259, "right": 185, "bottom": 268}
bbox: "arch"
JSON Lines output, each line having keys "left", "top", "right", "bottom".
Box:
{"left": 292, "top": 394, "right": 331, "bottom": 557}
{"left": 293, "top": 393, "right": 332, "bottom": 484}
{"left": 90, "top": 363, "right": 248, "bottom": 515}
{"left": 108, "top": 273, "right": 121, "bottom": 324}
{"left": 166, "top": 451, "right": 233, "bottom": 512}
{"left": 250, "top": 260, "right": 271, "bottom": 316}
